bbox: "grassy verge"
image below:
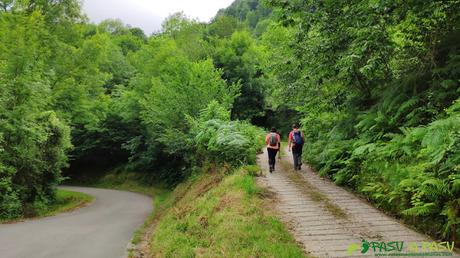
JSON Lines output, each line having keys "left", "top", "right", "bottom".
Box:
{"left": 1, "top": 189, "right": 93, "bottom": 224}
{"left": 87, "top": 171, "right": 167, "bottom": 197}
{"left": 148, "top": 165, "right": 308, "bottom": 257}
{"left": 41, "top": 189, "right": 94, "bottom": 217}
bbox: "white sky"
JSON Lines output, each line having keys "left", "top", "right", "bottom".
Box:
{"left": 82, "top": 0, "right": 235, "bottom": 35}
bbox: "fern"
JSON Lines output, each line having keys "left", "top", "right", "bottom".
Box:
{"left": 440, "top": 200, "right": 460, "bottom": 239}
{"left": 390, "top": 97, "right": 420, "bottom": 126}
{"left": 403, "top": 202, "right": 437, "bottom": 216}
{"left": 421, "top": 178, "right": 449, "bottom": 198}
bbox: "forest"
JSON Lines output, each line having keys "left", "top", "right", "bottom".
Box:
{"left": 0, "top": 0, "right": 459, "bottom": 245}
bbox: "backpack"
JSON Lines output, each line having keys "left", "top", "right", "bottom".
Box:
{"left": 292, "top": 131, "right": 304, "bottom": 145}
{"left": 269, "top": 133, "right": 278, "bottom": 147}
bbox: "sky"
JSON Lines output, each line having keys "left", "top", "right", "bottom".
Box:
{"left": 82, "top": 0, "right": 235, "bottom": 35}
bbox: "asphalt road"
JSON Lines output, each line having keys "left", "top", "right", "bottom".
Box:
{"left": 0, "top": 186, "right": 152, "bottom": 258}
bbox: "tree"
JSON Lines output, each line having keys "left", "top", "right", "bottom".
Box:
{"left": 111, "top": 37, "right": 238, "bottom": 183}
{"left": 161, "top": 13, "right": 209, "bottom": 60}
{"left": 0, "top": 11, "right": 71, "bottom": 217}
{"left": 212, "top": 30, "right": 268, "bottom": 122}
{"left": 208, "top": 15, "right": 241, "bottom": 38}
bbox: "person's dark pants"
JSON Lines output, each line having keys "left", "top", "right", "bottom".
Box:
{"left": 292, "top": 144, "right": 303, "bottom": 170}
{"left": 267, "top": 148, "right": 278, "bottom": 169}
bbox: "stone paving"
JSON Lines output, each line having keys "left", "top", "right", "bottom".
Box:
{"left": 257, "top": 147, "right": 459, "bottom": 258}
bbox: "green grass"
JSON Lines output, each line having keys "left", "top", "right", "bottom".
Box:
{"left": 130, "top": 190, "right": 172, "bottom": 245}
{"left": 89, "top": 172, "right": 168, "bottom": 198}
{"left": 1, "top": 189, "right": 93, "bottom": 224}
{"left": 149, "top": 166, "right": 308, "bottom": 257}
{"left": 40, "top": 189, "right": 94, "bottom": 217}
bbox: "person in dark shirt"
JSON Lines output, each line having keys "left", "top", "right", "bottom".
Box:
{"left": 288, "top": 124, "right": 305, "bottom": 170}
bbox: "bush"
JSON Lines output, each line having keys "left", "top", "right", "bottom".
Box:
{"left": 0, "top": 165, "right": 21, "bottom": 219}
{"left": 0, "top": 111, "right": 71, "bottom": 219}
{"left": 193, "top": 102, "right": 264, "bottom": 166}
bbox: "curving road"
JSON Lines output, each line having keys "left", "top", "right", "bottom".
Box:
{"left": 0, "top": 186, "right": 152, "bottom": 258}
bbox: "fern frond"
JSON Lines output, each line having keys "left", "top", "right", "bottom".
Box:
{"left": 403, "top": 202, "right": 436, "bottom": 216}
{"left": 422, "top": 178, "right": 448, "bottom": 197}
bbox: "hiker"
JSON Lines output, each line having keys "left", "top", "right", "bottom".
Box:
{"left": 288, "top": 124, "right": 304, "bottom": 170}
{"left": 265, "top": 127, "right": 281, "bottom": 173}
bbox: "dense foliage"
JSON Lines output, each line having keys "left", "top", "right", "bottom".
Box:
{"left": 0, "top": 0, "right": 265, "bottom": 219}
{"left": 0, "top": 9, "right": 73, "bottom": 218}
{"left": 265, "top": 0, "right": 460, "bottom": 242}
{"left": 193, "top": 101, "right": 264, "bottom": 166}
{"left": 1, "top": 0, "right": 458, "bottom": 245}
{"left": 216, "top": 0, "right": 272, "bottom": 34}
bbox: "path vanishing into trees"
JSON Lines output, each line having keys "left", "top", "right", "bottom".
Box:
{"left": 0, "top": 187, "right": 152, "bottom": 258}
{"left": 257, "top": 148, "right": 460, "bottom": 258}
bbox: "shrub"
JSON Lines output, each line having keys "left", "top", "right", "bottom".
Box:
{"left": 193, "top": 102, "right": 264, "bottom": 166}
{"left": 0, "top": 111, "right": 71, "bottom": 219}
